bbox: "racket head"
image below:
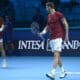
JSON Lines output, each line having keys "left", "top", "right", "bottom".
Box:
{"left": 31, "top": 22, "right": 45, "bottom": 40}
{"left": 31, "top": 22, "right": 40, "bottom": 34}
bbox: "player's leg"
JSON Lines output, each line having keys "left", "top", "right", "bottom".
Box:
{"left": 58, "top": 55, "right": 67, "bottom": 78}
{"left": 46, "top": 40, "right": 58, "bottom": 79}
{"left": 0, "top": 42, "right": 7, "bottom": 68}
{"left": 58, "top": 56, "right": 64, "bottom": 72}
{"left": 46, "top": 52, "right": 67, "bottom": 79}
{"left": 52, "top": 51, "right": 60, "bottom": 75}
{"left": 56, "top": 38, "right": 67, "bottom": 78}
{"left": 46, "top": 38, "right": 67, "bottom": 79}
{"left": 46, "top": 51, "right": 60, "bottom": 80}
{"left": 52, "top": 38, "right": 63, "bottom": 75}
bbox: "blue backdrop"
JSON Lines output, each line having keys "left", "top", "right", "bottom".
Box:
{"left": 10, "top": 28, "right": 80, "bottom": 56}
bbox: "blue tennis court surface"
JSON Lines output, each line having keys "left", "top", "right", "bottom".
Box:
{"left": 0, "top": 57, "right": 80, "bottom": 80}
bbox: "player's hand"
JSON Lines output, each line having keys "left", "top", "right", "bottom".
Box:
{"left": 38, "top": 32, "right": 45, "bottom": 40}
{"left": 39, "top": 32, "right": 43, "bottom": 36}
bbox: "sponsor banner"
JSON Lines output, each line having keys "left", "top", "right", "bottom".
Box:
{"left": 18, "top": 40, "right": 80, "bottom": 51}
{"left": 12, "top": 40, "right": 80, "bottom": 56}
{"left": 12, "top": 29, "right": 80, "bottom": 56}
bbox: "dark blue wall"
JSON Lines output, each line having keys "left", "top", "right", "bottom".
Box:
{"left": 11, "top": 28, "right": 80, "bottom": 56}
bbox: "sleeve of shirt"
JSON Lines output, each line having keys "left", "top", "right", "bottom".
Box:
{"left": 59, "top": 13, "right": 64, "bottom": 20}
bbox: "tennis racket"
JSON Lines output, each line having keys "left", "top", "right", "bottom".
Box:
{"left": 31, "top": 22, "right": 45, "bottom": 40}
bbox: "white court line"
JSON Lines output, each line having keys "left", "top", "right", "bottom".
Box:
{"left": 56, "top": 72, "right": 80, "bottom": 75}
{"left": 66, "top": 72, "right": 80, "bottom": 75}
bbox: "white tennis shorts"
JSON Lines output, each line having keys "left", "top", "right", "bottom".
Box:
{"left": 49, "top": 38, "right": 63, "bottom": 52}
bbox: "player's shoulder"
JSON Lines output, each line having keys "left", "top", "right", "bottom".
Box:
{"left": 47, "top": 14, "right": 51, "bottom": 19}
{"left": 56, "top": 11, "right": 63, "bottom": 17}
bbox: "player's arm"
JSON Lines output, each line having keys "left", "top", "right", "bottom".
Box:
{"left": 0, "top": 24, "right": 5, "bottom": 32}
{"left": 61, "top": 18, "right": 69, "bottom": 41}
{"left": 40, "top": 25, "right": 48, "bottom": 35}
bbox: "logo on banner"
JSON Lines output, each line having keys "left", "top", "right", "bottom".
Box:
{"left": 18, "top": 40, "right": 44, "bottom": 50}
{"left": 18, "top": 40, "right": 80, "bottom": 51}
{"left": 47, "top": 40, "right": 80, "bottom": 51}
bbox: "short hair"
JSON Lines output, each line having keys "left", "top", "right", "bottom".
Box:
{"left": 46, "top": 2, "right": 55, "bottom": 8}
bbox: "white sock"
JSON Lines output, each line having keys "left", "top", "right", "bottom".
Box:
{"left": 61, "top": 66, "right": 65, "bottom": 73}
{"left": 2, "top": 58, "right": 7, "bottom": 68}
{"left": 3, "top": 58, "right": 7, "bottom": 63}
{"left": 51, "top": 69, "right": 56, "bottom": 75}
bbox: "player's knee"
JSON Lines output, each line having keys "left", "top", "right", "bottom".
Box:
{"left": 54, "top": 52, "right": 60, "bottom": 63}
{"left": 54, "top": 51, "right": 60, "bottom": 57}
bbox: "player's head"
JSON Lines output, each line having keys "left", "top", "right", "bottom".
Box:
{"left": 46, "top": 2, "right": 55, "bottom": 13}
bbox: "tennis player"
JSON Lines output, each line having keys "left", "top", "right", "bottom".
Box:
{"left": 40, "top": 2, "right": 69, "bottom": 80}
{"left": 0, "top": 17, "right": 7, "bottom": 68}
